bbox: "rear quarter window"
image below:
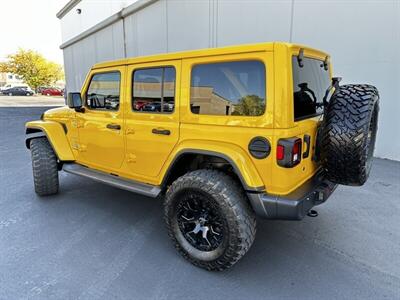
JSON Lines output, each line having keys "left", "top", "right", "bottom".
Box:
{"left": 190, "top": 60, "right": 266, "bottom": 116}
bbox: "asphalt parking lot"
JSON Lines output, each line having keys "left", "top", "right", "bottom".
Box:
{"left": 0, "top": 107, "right": 399, "bottom": 299}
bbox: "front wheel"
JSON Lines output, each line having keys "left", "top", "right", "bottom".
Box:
{"left": 30, "top": 138, "right": 59, "bottom": 196}
{"left": 164, "top": 169, "right": 256, "bottom": 271}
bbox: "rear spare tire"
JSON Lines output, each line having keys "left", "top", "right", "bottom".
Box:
{"left": 30, "top": 137, "right": 59, "bottom": 196}
{"left": 321, "top": 84, "right": 379, "bottom": 186}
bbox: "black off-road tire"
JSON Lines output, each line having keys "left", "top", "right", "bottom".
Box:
{"left": 164, "top": 169, "right": 256, "bottom": 271}
{"left": 321, "top": 84, "right": 379, "bottom": 186}
{"left": 30, "top": 138, "right": 59, "bottom": 196}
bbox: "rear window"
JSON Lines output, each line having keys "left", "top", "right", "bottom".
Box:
{"left": 292, "top": 56, "right": 330, "bottom": 121}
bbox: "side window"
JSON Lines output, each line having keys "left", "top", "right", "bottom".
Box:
{"left": 190, "top": 60, "right": 266, "bottom": 116}
{"left": 132, "top": 67, "right": 175, "bottom": 113}
{"left": 86, "top": 72, "right": 120, "bottom": 110}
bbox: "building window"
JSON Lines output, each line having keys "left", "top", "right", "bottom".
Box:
{"left": 8, "top": 75, "right": 13, "bottom": 79}
{"left": 190, "top": 60, "right": 266, "bottom": 116}
{"left": 132, "top": 67, "right": 175, "bottom": 113}
{"left": 86, "top": 72, "right": 120, "bottom": 110}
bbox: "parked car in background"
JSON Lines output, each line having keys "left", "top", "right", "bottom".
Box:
{"left": 133, "top": 100, "right": 147, "bottom": 111}
{"left": 0, "top": 83, "right": 30, "bottom": 92}
{"left": 141, "top": 101, "right": 174, "bottom": 112}
{"left": 24, "top": 87, "right": 34, "bottom": 94}
{"left": 163, "top": 101, "right": 174, "bottom": 112}
{"left": 41, "top": 88, "right": 64, "bottom": 96}
{"left": 37, "top": 86, "right": 50, "bottom": 94}
{"left": 142, "top": 102, "right": 161, "bottom": 112}
{"left": 2, "top": 86, "right": 34, "bottom": 96}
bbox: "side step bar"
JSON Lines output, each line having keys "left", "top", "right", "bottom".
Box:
{"left": 62, "top": 163, "right": 161, "bottom": 198}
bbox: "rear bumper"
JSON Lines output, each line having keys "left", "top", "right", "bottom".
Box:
{"left": 247, "top": 171, "right": 337, "bottom": 220}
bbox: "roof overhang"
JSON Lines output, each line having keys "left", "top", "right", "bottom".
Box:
{"left": 56, "top": 0, "right": 82, "bottom": 19}
{"left": 59, "top": 0, "right": 158, "bottom": 49}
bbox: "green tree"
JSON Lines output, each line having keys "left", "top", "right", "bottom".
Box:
{"left": 0, "top": 49, "right": 64, "bottom": 92}
{"left": 233, "top": 95, "right": 265, "bottom": 116}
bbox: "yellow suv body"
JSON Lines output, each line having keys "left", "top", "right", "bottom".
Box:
{"left": 26, "top": 42, "right": 331, "bottom": 195}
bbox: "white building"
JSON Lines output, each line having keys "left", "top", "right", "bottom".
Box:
{"left": 0, "top": 72, "right": 25, "bottom": 88}
{"left": 57, "top": 0, "right": 400, "bottom": 161}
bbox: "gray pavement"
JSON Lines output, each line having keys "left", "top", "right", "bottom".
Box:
{"left": 0, "top": 95, "right": 65, "bottom": 107}
{"left": 0, "top": 107, "right": 399, "bottom": 300}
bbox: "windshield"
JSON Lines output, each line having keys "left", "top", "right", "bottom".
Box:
{"left": 292, "top": 56, "right": 331, "bottom": 121}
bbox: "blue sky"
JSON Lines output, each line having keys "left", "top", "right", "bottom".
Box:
{"left": 0, "top": 0, "right": 65, "bottom": 64}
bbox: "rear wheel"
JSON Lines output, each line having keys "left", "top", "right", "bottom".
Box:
{"left": 30, "top": 138, "right": 59, "bottom": 196}
{"left": 164, "top": 169, "right": 256, "bottom": 271}
{"left": 321, "top": 84, "right": 379, "bottom": 185}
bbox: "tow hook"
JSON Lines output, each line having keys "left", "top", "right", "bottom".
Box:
{"left": 307, "top": 209, "right": 318, "bottom": 217}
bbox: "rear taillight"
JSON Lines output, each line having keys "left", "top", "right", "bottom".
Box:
{"left": 277, "top": 138, "right": 302, "bottom": 167}
{"left": 276, "top": 144, "right": 285, "bottom": 160}
{"left": 292, "top": 139, "right": 302, "bottom": 163}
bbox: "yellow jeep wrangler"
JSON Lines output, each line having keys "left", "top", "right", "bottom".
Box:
{"left": 25, "top": 42, "right": 379, "bottom": 270}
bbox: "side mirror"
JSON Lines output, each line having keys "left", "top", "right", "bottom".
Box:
{"left": 67, "top": 92, "right": 84, "bottom": 112}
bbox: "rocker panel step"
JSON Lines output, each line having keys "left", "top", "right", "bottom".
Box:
{"left": 62, "top": 163, "right": 161, "bottom": 198}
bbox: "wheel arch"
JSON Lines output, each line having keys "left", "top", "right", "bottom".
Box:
{"left": 161, "top": 148, "right": 265, "bottom": 193}
{"left": 25, "top": 120, "right": 75, "bottom": 161}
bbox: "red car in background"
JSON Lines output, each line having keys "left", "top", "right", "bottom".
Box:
{"left": 41, "top": 88, "right": 64, "bottom": 96}
{"left": 133, "top": 100, "right": 148, "bottom": 111}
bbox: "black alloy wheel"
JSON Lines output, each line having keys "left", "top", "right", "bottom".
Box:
{"left": 176, "top": 191, "right": 225, "bottom": 252}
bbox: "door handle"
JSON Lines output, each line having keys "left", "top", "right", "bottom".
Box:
{"left": 106, "top": 123, "right": 121, "bottom": 130}
{"left": 152, "top": 128, "right": 170, "bottom": 135}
